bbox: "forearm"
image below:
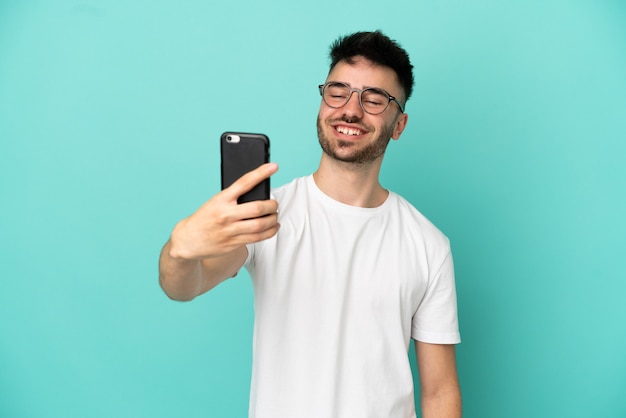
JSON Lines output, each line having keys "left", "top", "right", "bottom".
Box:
{"left": 159, "top": 240, "right": 207, "bottom": 301}
{"left": 159, "top": 238, "right": 248, "bottom": 301}
{"left": 421, "top": 385, "right": 462, "bottom": 418}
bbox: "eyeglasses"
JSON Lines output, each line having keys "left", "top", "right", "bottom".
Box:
{"left": 318, "top": 81, "right": 405, "bottom": 115}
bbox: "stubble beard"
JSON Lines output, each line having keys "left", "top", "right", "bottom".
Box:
{"left": 316, "top": 115, "right": 394, "bottom": 166}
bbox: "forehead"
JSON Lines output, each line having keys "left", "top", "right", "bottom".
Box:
{"left": 326, "top": 57, "right": 402, "bottom": 96}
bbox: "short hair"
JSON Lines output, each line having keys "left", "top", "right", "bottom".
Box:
{"left": 328, "top": 30, "right": 414, "bottom": 102}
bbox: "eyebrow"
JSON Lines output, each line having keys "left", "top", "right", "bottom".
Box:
{"left": 327, "top": 80, "right": 393, "bottom": 95}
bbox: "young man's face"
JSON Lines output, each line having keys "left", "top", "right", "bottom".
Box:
{"left": 317, "top": 56, "right": 408, "bottom": 165}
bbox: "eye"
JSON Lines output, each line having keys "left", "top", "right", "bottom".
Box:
{"left": 363, "top": 98, "right": 384, "bottom": 106}
{"left": 325, "top": 83, "right": 350, "bottom": 100}
{"left": 362, "top": 90, "right": 388, "bottom": 107}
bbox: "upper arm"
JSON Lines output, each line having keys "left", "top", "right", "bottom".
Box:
{"left": 415, "top": 341, "right": 460, "bottom": 397}
{"left": 198, "top": 245, "right": 249, "bottom": 293}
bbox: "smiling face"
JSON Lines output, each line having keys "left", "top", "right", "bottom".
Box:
{"left": 317, "top": 56, "right": 408, "bottom": 166}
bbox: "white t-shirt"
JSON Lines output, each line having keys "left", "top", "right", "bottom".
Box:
{"left": 245, "top": 175, "right": 460, "bottom": 418}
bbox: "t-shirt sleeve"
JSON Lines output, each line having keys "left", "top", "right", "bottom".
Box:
{"left": 411, "top": 249, "right": 461, "bottom": 344}
{"left": 245, "top": 242, "right": 255, "bottom": 268}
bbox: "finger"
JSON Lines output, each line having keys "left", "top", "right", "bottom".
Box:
{"left": 222, "top": 163, "right": 278, "bottom": 202}
{"left": 236, "top": 225, "right": 280, "bottom": 245}
{"left": 233, "top": 212, "right": 279, "bottom": 235}
{"left": 213, "top": 213, "right": 278, "bottom": 251}
{"left": 230, "top": 218, "right": 280, "bottom": 245}
{"left": 232, "top": 199, "right": 279, "bottom": 220}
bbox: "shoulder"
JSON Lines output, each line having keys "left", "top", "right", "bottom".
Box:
{"left": 387, "top": 192, "right": 451, "bottom": 250}
{"left": 270, "top": 176, "right": 312, "bottom": 207}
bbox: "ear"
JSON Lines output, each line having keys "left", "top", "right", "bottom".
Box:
{"left": 391, "top": 112, "right": 408, "bottom": 140}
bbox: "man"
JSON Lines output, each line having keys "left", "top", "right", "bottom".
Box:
{"left": 159, "top": 31, "right": 461, "bottom": 418}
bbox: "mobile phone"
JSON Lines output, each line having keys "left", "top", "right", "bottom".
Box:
{"left": 220, "top": 132, "right": 270, "bottom": 204}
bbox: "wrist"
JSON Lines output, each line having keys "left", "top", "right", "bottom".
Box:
{"left": 168, "top": 221, "right": 194, "bottom": 261}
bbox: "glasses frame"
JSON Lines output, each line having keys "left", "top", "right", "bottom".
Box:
{"left": 318, "top": 81, "right": 405, "bottom": 115}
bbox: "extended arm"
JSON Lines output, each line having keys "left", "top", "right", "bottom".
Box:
{"left": 159, "top": 163, "right": 279, "bottom": 301}
{"left": 416, "top": 341, "right": 462, "bottom": 418}
{"left": 158, "top": 240, "right": 248, "bottom": 301}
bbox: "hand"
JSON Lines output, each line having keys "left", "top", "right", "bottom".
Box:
{"left": 169, "top": 163, "right": 279, "bottom": 261}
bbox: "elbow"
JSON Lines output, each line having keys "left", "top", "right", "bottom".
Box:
{"left": 159, "top": 275, "right": 197, "bottom": 302}
{"left": 164, "top": 291, "right": 196, "bottom": 302}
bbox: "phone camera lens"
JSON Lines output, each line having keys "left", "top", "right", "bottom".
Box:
{"left": 225, "top": 134, "right": 240, "bottom": 143}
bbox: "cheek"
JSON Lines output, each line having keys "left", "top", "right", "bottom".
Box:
{"left": 318, "top": 105, "right": 336, "bottom": 121}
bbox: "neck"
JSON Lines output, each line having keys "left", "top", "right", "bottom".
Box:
{"left": 312, "top": 154, "right": 388, "bottom": 208}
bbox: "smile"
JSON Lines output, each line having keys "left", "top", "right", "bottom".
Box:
{"left": 335, "top": 125, "right": 365, "bottom": 136}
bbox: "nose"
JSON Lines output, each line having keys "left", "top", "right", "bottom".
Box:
{"left": 343, "top": 90, "right": 364, "bottom": 117}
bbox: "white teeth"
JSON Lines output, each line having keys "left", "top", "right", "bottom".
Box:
{"left": 336, "top": 126, "right": 363, "bottom": 136}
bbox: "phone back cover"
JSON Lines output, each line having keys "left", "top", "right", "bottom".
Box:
{"left": 220, "top": 132, "right": 270, "bottom": 204}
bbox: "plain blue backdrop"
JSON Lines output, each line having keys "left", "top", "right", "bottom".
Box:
{"left": 1, "top": 1, "right": 625, "bottom": 417}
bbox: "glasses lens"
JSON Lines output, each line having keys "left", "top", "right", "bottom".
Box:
{"left": 321, "top": 83, "right": 392, "bottom": 114}
{"left": 361, "top": 89, "right": 390, "bottom": 114}
{"left": 323, "top": 83, "right": 351, "bottom": 107}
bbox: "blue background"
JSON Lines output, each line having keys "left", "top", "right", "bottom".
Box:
{"left": 1, "top": 1, "right": 625, "bottom": 417}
